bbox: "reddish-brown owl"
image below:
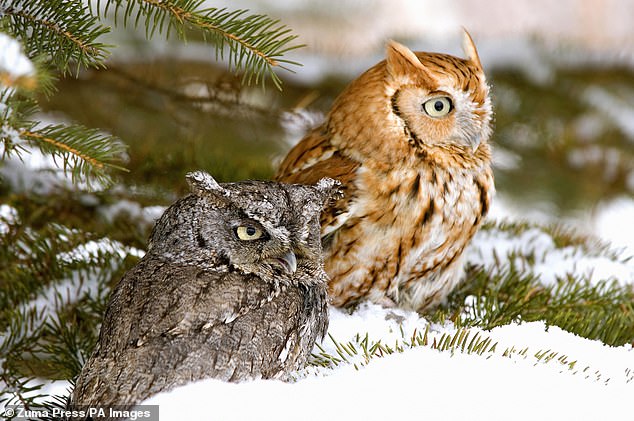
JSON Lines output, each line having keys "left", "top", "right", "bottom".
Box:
{"left": 276, "top": 31, "right": 494, "bottom": 313}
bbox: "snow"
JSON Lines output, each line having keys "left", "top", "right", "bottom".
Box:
{"left": 98, "top": 200, "right": 165, "bottom": 226}
{"left": 484, "top": 194, "right": 634, "bottom": 282}
{"left": 6, "top": 305, "right": 633, "bottom": 420}
{"left": 491, "top": 146, "right": 521, "bottom": 170}
{"left": 0, "top": 32, "right": 35, "bottom": 79}
{"left": 57, "top": 237, "right": 145, "bottom": 264}
{"left": 0, "top": 141, "right": 110, "bottom": 194}
{"left": 0, "top": 235, "right": 143, "bottom": 350}
{"left": 567, "top": 145, "right": 624, "bottom": 183}
{"left": 0, "top": 204, "right": 19, "bottom": 235}
{"left": 279, "top": 109, "right": 325, "bottom": 147}
{"left": 143, "top": 304, "right": 633, "bottom": 421}
{"left": 0, "top": 33, "right": 34, "bottom": 146}
{"left": 0, "top": 378, "right": 72, "bottom": 415}
{"left": 594, "top": 197, "right": 634, "bottom": 259}
{"left": 573, "top": 113, "right": 608, "bottom": 143}
{"left": 487, "top": 322, "right": 633, "bottom": 384}
{"left": 467, "top": 226, "right": 634, "bottom": 287}
{"left": 582, "top": 86, "right": 634, "bottom": 141}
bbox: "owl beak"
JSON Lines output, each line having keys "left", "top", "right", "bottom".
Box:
{"left": 274, "top": 250, "right": 298, "bottom": 274}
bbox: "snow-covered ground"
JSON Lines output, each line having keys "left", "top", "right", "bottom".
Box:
{"left": 143, "top": 314, "right": 632, "bottom": 421}
{"left": 18, "top": 303, "right": 634, "bottom": 421}
{"left": 486, "top": 198, "right": 634, "bottom": 285}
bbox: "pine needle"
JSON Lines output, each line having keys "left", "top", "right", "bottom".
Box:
{"left": 1, "top": 0, "right": 111, "bottom": 75}
{"left": 99, "top": 0, "right": 303, "bottom": 89}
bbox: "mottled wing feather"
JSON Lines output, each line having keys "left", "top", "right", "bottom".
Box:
{"left": 95, "top": 258, "right": 274, "bottom": 353}
{"left": 72, "top": 258, "right": 284, "bottom": 410}
{"left": 276, "top": 127, "right": 335, "bottom": 176}
{"left": 276, "top": 128, "right": 360, "bottom": 237}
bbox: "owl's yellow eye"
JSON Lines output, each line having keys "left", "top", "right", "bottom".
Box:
{"left": 423, "top": 97, "right": 453, "bottom": 118}
{"left": 235, "top": 225, "right": 264, "bottom": 241}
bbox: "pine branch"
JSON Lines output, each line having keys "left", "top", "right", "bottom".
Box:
{"left": 434, "top": 220, "right": 634, "bottom": 346}
{"left": 0, "top": 33, "right": 125, "bottom": 190}
{"left": 0, "top": 0, "right": 111, "bottom": 75}
{"left": 0, "top": 219, "right": 138, "bottom": 384}
{"left": 0, "top": 374, "right": 47, "bottom": 410}
{"left": 101, "top": 0, "right": 303, "bottom": 89}
{"left": 1, "top": 223, "right": 89, "bottom": 308}
{"left": 20, "top": 125, "right": 128, "bottom": 186}
{"left": 1, "top": 122, "right": 128, "bottom": 191}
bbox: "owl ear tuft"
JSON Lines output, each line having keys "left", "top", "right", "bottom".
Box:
{"left": 314, "top": 177, "right": 343, "bottom": 207}
{"left": 462, "top": 29, "right": 483, "bottom": 72}
{"left": 186, "top": 171, "right": 224, "bottom": 196}
{"left": 386, "top": 40, "right": 435, "bottom": 85}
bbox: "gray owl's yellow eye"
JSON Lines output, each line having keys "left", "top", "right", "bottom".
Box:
{"left": 235, "top": 225, "right": 264, "bottom": 241}
{"left": 423, "top": 97, "right": 453, "bottom": 117}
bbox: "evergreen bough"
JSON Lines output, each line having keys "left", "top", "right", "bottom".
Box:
{"left": 1, "top": 0, "right": 302, "bottom": 189}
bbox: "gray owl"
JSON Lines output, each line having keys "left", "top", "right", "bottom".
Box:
{"left": 69, "top": 171, "right": 339, "bottom": 415}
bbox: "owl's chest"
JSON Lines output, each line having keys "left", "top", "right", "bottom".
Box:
{"left": 357, "top": 164, "right": 488, "bottom": 220}
{"left": 322, "top": 157, "right": 493, "bottom": 307}
{"left": 348, "top": 163, "right": 492, "bottom": 261}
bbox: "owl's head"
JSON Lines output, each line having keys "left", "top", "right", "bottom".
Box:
{"left": 328, "top": 30, "right": 492, "bottom": 162}
{"left": 148, "top": 171, "right": 340, "bottom": 284}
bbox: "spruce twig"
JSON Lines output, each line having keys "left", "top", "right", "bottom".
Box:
{"left": 434, "top": 220, "right": 634, "bottom": 346}
{"left": 1, "top": 0, "right": 111, "bottom": 75}
{"left": 20, "top": 125, "right": 128, "bottom": 188}
{"left": 100, "top": 0, "right": 303, "bottom": 88}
